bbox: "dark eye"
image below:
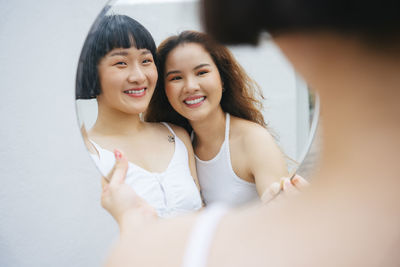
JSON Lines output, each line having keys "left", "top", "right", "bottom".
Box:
{"left": 114, "top": 61, "right": 127, "bottom": 66}
{"left": 143, "top": 58, "right": 153, "bottom": 64}
{"left": 170, "top": 76, "right": 182, "bottom": 81}
{"left": 198, "top": 70, "right": 209, "bottom": 76}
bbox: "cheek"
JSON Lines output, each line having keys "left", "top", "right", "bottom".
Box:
{"left": 101, "top": 76, "right": 120, "bottom": 92}
{"left": 101, "top": 68, "right": 121, "bottom": 83}
{"left": 148, "top": 66, "right": 158, "bottom": 85}
{"left": 165, "top": 85, "right": 180, "bottom": 106}
{"left": 99, "top": 76, "right": 112, "bottom": 93}
{"left": 165, "top": 84, "right": 174, "bottom": 100}
{"left": 205, "top": 76, "right": 223, "bottom": 95}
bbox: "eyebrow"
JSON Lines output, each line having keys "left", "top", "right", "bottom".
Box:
{"left": 108, "top": 50, "right": 151, "bottom": 57}
{"left": 194, "top": 63, "right": 211, "bottom": 70}
{"left": 166, "top": 63, "right": 211, "bottom": 77}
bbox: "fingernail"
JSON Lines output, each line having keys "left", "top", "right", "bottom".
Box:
{"left": 114, "top": 149, "right": 122, "bottom": 160}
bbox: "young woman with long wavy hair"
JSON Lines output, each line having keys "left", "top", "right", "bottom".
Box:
{"left": 145, "top": 31, "right": 289, "bottom": 206}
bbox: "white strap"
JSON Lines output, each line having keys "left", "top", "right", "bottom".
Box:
{"left": 181, "top": 205, "right": 229, "bottom": 267}
{"left": 88, "top": 139, "right": 101, "bottom": 151}
{"left": 161, "top": 122, "right": 176, "bottom": 136}
{"left": 87, "top": 138, "right": 103, "bottom": 159}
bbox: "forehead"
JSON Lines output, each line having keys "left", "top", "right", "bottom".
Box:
{"left": 166, "top": 43, "right": 215, "bottom": 67}
{"left": 104, "top": 47, "right": 151, "bottom": 58}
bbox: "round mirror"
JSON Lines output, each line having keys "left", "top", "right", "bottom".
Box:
{"left": 75, "top": 0, "right": 320, "bottom": 215}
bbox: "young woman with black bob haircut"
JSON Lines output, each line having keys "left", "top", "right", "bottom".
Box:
{"left": 101, "top": 0, "right": 400, "bottom": 266}
{"left": 145, "top": 30, "right": 290, "bottom": 206}
{"left": 76, "top": 14, "right": 203, "bottom": 218}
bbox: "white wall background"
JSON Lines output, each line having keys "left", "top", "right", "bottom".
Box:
{"left": 0, "top": 0, "right": 117, "bottom": 266}
{"left": 0, "top": 0, "right": 313, "bottom": 266}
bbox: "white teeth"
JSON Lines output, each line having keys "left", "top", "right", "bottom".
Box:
{"left": 125, "top": 89, "right": 145, "bottom": 94}
{"left": 185, "top": 97, "right": 205, "bottom": 105}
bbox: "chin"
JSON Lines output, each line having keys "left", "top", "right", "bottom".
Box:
{"left": 184, "top": 110, "right": 211, "bottom": 122}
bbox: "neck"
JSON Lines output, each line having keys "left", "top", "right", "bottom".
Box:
{"left": 311, "top": 44, "right": 400, "bottom": 199}
{"left": 90, "top": 102, "right": 144, "bottom": 136}
{"left": 190, "top": 107, "right": 226, "bottom": 147}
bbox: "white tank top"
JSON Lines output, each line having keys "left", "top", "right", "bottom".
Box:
{"left": 195, "top": 113, "right": 259, "bottom": 207}
{"left": 89, "top": 123, "right": 202, "bottom": 218}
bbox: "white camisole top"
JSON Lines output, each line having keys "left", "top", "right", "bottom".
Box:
{"left": 195, "top": 113, "right": 259, "bottom": 207}
{"left": 89, "top": 122, "right": 202, "bottom": 218}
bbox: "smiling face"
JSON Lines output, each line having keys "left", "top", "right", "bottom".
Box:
{"left": 164, "top": 43, "right": 224, "bottom": 122}
{"left": 97, "top": 46, "right": 158, "bottom": 115}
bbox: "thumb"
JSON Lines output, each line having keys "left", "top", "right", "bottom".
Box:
{"left": 107, "top": 149, "right": 129, "bottom": 186}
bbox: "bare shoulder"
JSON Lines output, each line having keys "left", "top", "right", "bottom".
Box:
{"left": 230, "top": 115, "right": 276, "bottom": 150}
{"left": 168, "top": 123, "right": 192, "bottom": 145}
{"left": 230, "top": 116, "right": 286, "bottom": 174}
{"left": 146, "top": 122, "right": 189, "bottom": 139}
{"left": 147, "top": 122, "right": 194, "bottom": 153}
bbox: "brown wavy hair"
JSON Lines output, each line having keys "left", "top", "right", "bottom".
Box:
{"left": 145, "top": 30, "right": 266, "bottom": 133}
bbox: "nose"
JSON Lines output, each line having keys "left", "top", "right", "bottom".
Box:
{"left": 127, "top": 64, "right": 146, "bottom": 84}
{"left": 183, "top": 76, "right": 200, "bottom": 94}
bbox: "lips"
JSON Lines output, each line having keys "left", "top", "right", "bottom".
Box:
{"left": 123, "top": 87, "right": 146, "bottom": 98}
{"left": 183, "top": 96, "right": 206, "bottom": 108}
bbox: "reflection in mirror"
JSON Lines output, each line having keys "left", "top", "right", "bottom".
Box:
{"left": 75, "top": 0, "right": 320, "bottom": 217}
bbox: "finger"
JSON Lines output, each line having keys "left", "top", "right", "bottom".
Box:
{"left": 105, "top": 149, "right": 124, "bottom": 182}
{"left": 282, "top": 178, "right": 298, "bottom": 194}
{"left": 108, "top": 149, "right": 129, "bottom": 186}
{"left": 104, "top": 164, "right": 116, "bottom": 183}
{"left": 261, "top": 182, "right": 281, "bottom": 204}
{"left": 291, "top": 174, "right": 310, "bottom": 190}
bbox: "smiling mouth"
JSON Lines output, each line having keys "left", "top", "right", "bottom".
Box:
{"left": 184, "top": 96, "right": 205, "bottom": 105}
{"left": 123, "top": 88, "right": 146, "bottom": 97}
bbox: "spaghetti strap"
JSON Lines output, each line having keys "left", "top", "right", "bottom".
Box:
{"left": 181, "top": 204, "right": 229, "bottom": 267}
{"left": 88, "top": 139, "right": 102, "bottom": 158}
{"left": 161, "top": 122, "right": 176, "bottom": 136}
{"left": 88, "top": 139, "right": 101, "bottom": 151}
{"left": 224, "top": 113, "right": 230, "bottom": 141}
